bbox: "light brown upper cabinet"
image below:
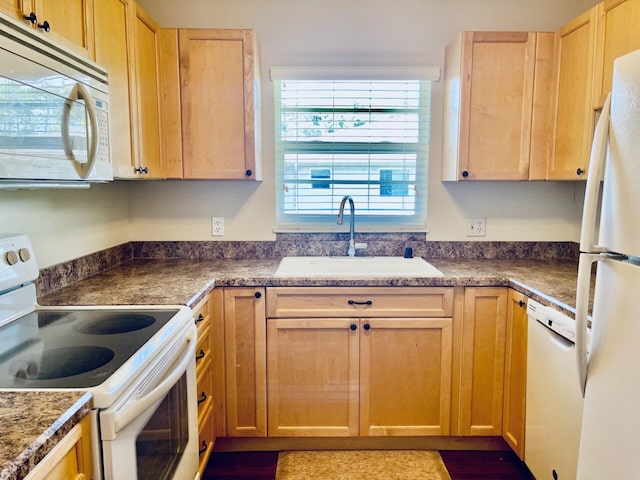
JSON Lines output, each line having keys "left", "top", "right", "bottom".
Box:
{"left": 95, "top": 1, "right": 164, "bottom": 179}
{"left": 93, "top": 0, "right": 136, "bottom": 178}
{"left": 159, "top": 29, "right": 261, "bottom": 180}
{"left": 592, "top": 0, "right": 640, "bottom": 109}
{"left": 442, "top": 31, "right": 554, "bottom": 181}
{"left": 0, "top": 0, "right": 94, "bottom": 58}
{"left": 547, "top": 6, "right": 598, "bottom": 180}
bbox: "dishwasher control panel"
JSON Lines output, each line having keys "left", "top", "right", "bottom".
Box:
{"left": 527, "top": 298, "right": 591, "bottom": 346}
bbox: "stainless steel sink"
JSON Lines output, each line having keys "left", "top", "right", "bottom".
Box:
{"left": 274, "top": 256, "right": 443, "bottom": 278}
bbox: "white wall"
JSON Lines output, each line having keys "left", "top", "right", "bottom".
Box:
{"left": 0, "top": 0, "right": 600, "bottom": 266}
{"left": 131, "top": 0, "right": 597, "bottom": 242}
{"left": 0, "top": 182, "right": 131, "bottom": 267}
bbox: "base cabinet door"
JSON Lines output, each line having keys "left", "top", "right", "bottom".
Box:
{"left": 360, "top": 318, "right": 453, "bottom": 436}
{"left": 224, "top": 287, "right": 266, "bottom": 437}
{"left": 459, "top": 287, "right": 508, "bottom": 436}
{"left": 502, "top": 290, "right": 528, "bottom": 460}
{"left": 267, "top": 318, "right": 359, "bottom": 437}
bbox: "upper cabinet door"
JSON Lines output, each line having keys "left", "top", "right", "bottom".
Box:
{"left": 442, "top": 32, "right": 545, "bottom": 181}
{"left": 547, "top": 7, "right": 597, "bottom": 180}
{"left": 131, "top": 4, "right": 164, "bottom": 178}
{"left": 93, "top": 0, "right": 136, "bottom": 178}
{"left": 178, "top": 29, "right": 260, "bottom": 180}
{"left": 592, "top": 0, "right": 640, "bottom": 109}
{"left": 29, "top": 0, "right": 94, "bottom": 58}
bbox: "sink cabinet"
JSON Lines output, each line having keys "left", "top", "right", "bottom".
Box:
{"left": 266, "top": 287, "right": 454, "bottom": 437}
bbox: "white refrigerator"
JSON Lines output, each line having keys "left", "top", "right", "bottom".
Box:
{"left": 575, "top": 48, "right": 640, "bottom": 479}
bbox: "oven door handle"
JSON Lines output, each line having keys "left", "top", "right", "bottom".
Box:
{"left": 111, "top": 325, "right": 197, "bottom": 435}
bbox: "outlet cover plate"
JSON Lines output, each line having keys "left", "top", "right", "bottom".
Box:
{"left": 212, "top": 217, "right": 224, "bottom": 236}
{"left": 466, "top": 217, "right": 486, "bottom": 237}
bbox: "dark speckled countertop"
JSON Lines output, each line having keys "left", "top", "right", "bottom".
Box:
{"left": 38, "top": 257, "right": 581, "bottom": 316}
{"left": 0, "top": 392, "right": 92, "bottom": 480}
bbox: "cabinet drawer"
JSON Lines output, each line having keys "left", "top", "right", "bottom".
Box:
{"left": 198, "top": 403, "right": 215, "bottom": 473}
{"left": 193, "top": 297, "right": 211, "bottom": 333}
{"left": 267, "top": 287, "right": 454, "bottom": 318}
{"left": 196, "top": 355, "right": 213, "bottom": 423}
{"left": 196, "top": 324, "right": 211, "bottom": 374}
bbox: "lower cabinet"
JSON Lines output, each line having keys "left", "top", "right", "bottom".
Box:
{"left": 192, "top": 296, "right": 215, "bottom": 474}
{"left": 266, "top": 287, "right": 454, "bottom": 437}
{"left": 457, "top": 287, "right": 508, "bottom": 436}
{"left": 25, "top": 415, "right": 92, "bottom": 480}
{"left": 213, "top": 285, "right": 520, "bottom": 446}
{"left": 502, "top": 290, "right": 528, "bottom": 459}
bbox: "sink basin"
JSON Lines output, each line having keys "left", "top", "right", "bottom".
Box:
{"left": 274, "top": 256, "right": 443, "bottom": 278}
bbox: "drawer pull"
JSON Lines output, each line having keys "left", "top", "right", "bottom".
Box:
{"left": 199, "top": 441, "right": 208, "bottom": 454}
{"left": 348, "top": 300, "right": 372, "bottom": 306}
{"left": 197, "top": 392, "right": 207, "bottom": 404}
{"left": 195, "top": 349, "right": 205, "bottom": 361}
{"left": 195, "top": 313, "right": 205, "bottom": 324}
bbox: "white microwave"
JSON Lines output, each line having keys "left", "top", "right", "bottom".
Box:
{"left": 0, "top": 11, "right": 112, "bottom": 188}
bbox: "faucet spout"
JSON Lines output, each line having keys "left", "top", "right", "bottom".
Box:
{"left": 337, "top": 195, "right": 356, "bottom": 257}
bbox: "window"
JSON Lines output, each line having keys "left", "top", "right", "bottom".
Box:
{"left": 273, "top": 67, "right": 438, "bottom": 231}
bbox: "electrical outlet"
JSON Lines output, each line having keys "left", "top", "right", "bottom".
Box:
{"left": 466, "top": 217, "right": 486, "bottom": 237}
{"left": 211, "top": 217, "right": 224, "bottom": 236}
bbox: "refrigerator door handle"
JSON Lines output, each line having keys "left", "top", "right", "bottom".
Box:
{"left": 579, "top": 93, "right": 611, "bottom": 253}
{"left": 576, "top": 253, "right": 626, "bottom": 397}
{"left": 575, "top": 254, "right": 598, "bottom": 397}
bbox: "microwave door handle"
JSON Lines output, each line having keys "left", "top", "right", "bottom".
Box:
{"left": 112, "top": 325, "right": 197, "bottom": 435}
{"left": 62, "top": 82, "right": 99, "bottom": 179}
{"left": 579, "top": 92, "right": 611, "bottom": 252}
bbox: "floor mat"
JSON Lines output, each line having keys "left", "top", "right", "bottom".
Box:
{"left": 276, "top": 450, "right": 452, "bottom": 480}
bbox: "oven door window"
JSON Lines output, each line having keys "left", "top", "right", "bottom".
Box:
{"left": 135, "top": 373, "right": 189, "bottom": 480}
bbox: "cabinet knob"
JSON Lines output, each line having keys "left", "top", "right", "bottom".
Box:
{"left": 245, "top": 169, "right": 252, "bottom": 177}
{"left": 37, "top": 20, "right": 50, "bottom": 32}
{"left": 462, "top": 170, "right": 469, "bottom": 178}
{"left": 363, "top": 323, "right": 371, "bottom": 331}
{"left": 23, "top": 12, "right": 37, "bottom": 24}
{"left": 350, "top": 324, "right": 357, "bottom": 331}
{"left": 254, "top": 291, "right": 262, "bottom": 299}
{"left": 519, "top": 300, "right": 525, "bottom": 307}
{"left": 576, "top": 168, "right": 584, "bottom": 176}
{"left": 135, "top": 166, "right": 149, "bottom": 174}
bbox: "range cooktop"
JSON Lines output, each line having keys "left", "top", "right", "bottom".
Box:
{"left": 0, "top": 308, "right": 180, "bottom": 388}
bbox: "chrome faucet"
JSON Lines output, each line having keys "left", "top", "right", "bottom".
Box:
{"left": 337, "top": 195, "right": 356, "bottom": 257}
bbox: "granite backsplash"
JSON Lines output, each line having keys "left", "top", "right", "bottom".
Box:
{"left": 35, "top": 233, "right": 579, "bottom": 297}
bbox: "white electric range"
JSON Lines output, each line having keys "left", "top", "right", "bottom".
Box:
{"left": 0, "top": 234, "right": 200, "bottom": 480}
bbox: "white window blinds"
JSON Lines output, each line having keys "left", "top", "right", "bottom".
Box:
{"left": 273, "top": 69, "right": 435, "bottom": 231}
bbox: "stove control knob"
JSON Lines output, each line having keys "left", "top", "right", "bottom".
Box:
{"left": 5, "top": 250, "right": 19, "bottom": 266}
{"left": 18, "top": 248, "right": 31, "bottom": 262}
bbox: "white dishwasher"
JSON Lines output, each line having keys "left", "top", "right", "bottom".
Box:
{"left": 525, "top": 299, "right": 588, "bottom": 480}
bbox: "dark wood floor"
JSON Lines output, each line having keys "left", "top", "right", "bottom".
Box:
{"left": 202, "top": 450, "right": 535, "bottom": 479}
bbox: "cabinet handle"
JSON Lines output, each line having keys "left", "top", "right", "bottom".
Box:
{"left": 462, "top": 170, "right": 469, "bottom": 178}
{"left": 135, "top": 166, "right": 149, "bottom": 174}
{"left": 348, "top": 300, "right": 372, "bottom": 306}
{"left": 350, "top": 324, "right": 357, "bottom": 331}
{"left": 245, "top": 169, "right": 253, "bottom": 177}
{"left": 254, "top": 291, "right": 262, "bottom": 299}
{"left": 195, "top": 313, "right": 205, "bottom": 324}
{"left": 199, "top": 441, "right": 208, "bottom": 454}
{"left": 195, "top": 349, "right": 205, "bottom": 361}
{"left": 576, "top": 168, "right": 584, "bottom": 176}
{"left": 23, "top": 12, "right": 37, "bottom": 24}
{"left": 519, "top": 300, "right": 525, "bottom": 307}
{"left": 197, "top": 392, "right": 207, "bottom": 404}
{"left": 363, "top": 323, "right": 371, "bottom": 331}
{"left": 37, "top": 20, "right": 50, "bottom": 32}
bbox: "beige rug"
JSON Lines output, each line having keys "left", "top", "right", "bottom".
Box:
{"left": 275, "top": 450, "right": 452, "bottom": 480}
